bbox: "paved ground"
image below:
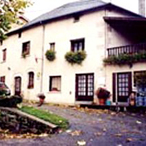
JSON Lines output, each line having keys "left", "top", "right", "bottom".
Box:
{"left": 0, "top": 104, "right": 146, "bottom": 146}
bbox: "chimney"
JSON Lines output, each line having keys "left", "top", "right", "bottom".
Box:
{"left": 139, "top": 0, "right": 145, "bottom": 16}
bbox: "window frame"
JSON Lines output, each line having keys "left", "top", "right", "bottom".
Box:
{"left": 2, "top": 48, "right": 6, "bottom": 62}
{"left": 22, "top": 41, "right": 30, "bottom": 56}
{"left": 27, "top": 72, "right": 34, "bottom": 89}
{"left": 71, "top": 38, "right": 85, "bottom": 52}
{"left": 49, "top": 76, "right": 61, "bottom": 92}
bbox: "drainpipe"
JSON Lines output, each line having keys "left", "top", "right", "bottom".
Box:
{"left": 40, "top": 24, "right": 45, "bottom": 93}
{"left": 104, "top": 8, "right": 107, "bottom": 87}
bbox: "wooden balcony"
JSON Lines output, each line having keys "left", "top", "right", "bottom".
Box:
{"left": 107, "top": 43, "right": 146, "bottom": 57}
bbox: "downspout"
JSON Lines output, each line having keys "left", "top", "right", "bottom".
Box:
{"left": 40, "top": 24, "right": 45, "bottom": 93}
{"left": 104, "top": 8, "right": 107, "bottom": 87}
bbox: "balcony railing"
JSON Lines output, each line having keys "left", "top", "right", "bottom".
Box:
{"left": 107, "top": 42, "right": 146, "bottom": 57}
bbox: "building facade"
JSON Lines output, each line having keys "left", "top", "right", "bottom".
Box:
{"left": 1, "top": 0, "right": 146, "bottom": 105}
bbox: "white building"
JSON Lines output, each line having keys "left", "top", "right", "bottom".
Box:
{"left": 1, "top": 0, "right": 146, "bottom": 105}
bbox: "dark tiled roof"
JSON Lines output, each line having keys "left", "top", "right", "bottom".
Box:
{"left": 22, "top": 0, "right": 106, "bottom": 29}
{"left": 8, "top": 0, "right": 143, "bottom": 35}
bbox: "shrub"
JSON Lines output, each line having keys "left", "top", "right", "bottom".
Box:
{"left": 0, "top": 95, "right": 22, "bottom": 107}
{"left": 65, "top": 50, "right": 86, "bottom": 65}
{"left": 45, "top": 50, "right": 56, "bottom": 61}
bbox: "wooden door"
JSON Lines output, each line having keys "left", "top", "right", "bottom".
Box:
{"left": 117, "top": 72, "right": 132, "bottom": 102}
{"left": 76, "top": 73, "right": 94, "bottom": 101}
{"left": 14, "top": 76, "right": 21, "bottom": 96}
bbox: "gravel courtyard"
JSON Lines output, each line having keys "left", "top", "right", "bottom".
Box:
{"left": 0, "top": 104, "right": 146, "bottom": 146}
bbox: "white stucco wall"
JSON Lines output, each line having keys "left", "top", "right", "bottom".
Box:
{"left": 42, "top": 10, "right": 107, "bottom": 104}
{"left": 0, "top": 26, "right": 44, "bottom": 100}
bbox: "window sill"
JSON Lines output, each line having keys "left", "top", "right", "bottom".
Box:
{"left": 1, "top": 61, "right": 6, "bottom": 64}
{"left": 27, "top": 88, "right": 34, "bottom": 90}
{"left": 21, "top": 54, "right": 30, "bottom": 59}
{"left": 48, "top": 91, "right": 61, "bottom": 94}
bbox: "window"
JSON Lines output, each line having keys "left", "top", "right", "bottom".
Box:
{"left": 0, "top": 40, "right": 3, "bottom": 46}
{"left": 28, "top": 72, "right": 34, "bottom": 89}
{"left": 49, "top": 76, "right": 61, "bottom": 91}
{"left": 22, "top": 41, "right": 30, "bottom": 56}
{"left": 18, "top": 32, "right": 22, "bottom": 38}
{"left": 73, "top": 15, "right": 80, "bottom": 22}
{"left": 71, "top": 38, "right": 84, "bottom": 52}
{"left": 134, "top": 71, "right": 146, "bottom": 87}
{"left": 2, "top": 49, "right": 6, "bottom": 62}
{"left": 76, "top": 73, "right": 94, "bottom": 101}
{"left": 50, "top": 43, "right": 55, "bottom": 51}
{"left": 0, "top": 76, "right": 5, "bottom": 83}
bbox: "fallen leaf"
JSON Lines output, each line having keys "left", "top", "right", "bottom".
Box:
{"left": 95, "top": 132, "right": 102, "bottom": 136}
{"left": 136, "top": 121, "right": 142, "bottom": 124}
{"left": 66, "top": 129, "right": 72, "bottom": 133}
{"left": 70, "top": 130, "right": 83, "bottom": 136}
{"left": 110, "top": 112, "right": 116, "bottom": 116}
{"left": 126, "top": 138, "right": 133, "bottom": 142}
{"left": 77, "top": 140, "right": 86, "bottom": 146}
{"left": 103, "top": 128, "right": 107, "bottom": 132}
{"left": 115, "top": 133, "right": 122, "bottom": 137}
{"left": 39, "top": 133, "right": 48, "bottom": 137}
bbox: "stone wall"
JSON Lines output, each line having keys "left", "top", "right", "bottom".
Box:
{"left": 0, "top": 108, "right": 57, "bottom": 134}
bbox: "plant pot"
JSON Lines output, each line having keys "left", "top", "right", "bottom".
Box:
{"left": 98, "top": 98, "right": 106, "bottom": 105}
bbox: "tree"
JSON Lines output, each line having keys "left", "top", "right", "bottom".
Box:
{"left": 0, "top": 0, "right": 30, "bottom": 41}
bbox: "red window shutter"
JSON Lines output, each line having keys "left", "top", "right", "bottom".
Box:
{"left": 3, "top": 49, "right": 6, "bottom": 61}
{"left": 0, "top": 76, "right": 5, "bottom": 83}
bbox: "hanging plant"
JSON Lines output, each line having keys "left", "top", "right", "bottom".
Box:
{"left": 45, "top": 50, "right": 56, "bottom": 61}
{"left": 103, "top": 51, "right": 146, "bottom": 66}
{"left": 65, "top": 50, "right": 86, "bottom": 65}
{"left": 22, "top": 52, "right": 27, "bottom": 58}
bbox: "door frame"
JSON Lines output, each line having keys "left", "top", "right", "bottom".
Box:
{"left": 113, "top": 72, "right": 132, "bottom": 104}
{"left": 14, "top": 76, "right": 22, "bottom": 96}
{"left": 75, "top": 73, "right": 94, "bottom": 101}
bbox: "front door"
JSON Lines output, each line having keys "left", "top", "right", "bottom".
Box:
{"left": 14, "top": 76, "right": 21, "bottom": 96}
{"left": 113, "top": 72, "right": 132, "bottom": 103}
{"left": 76, "top": 73, "right": 94, "bottom": 101}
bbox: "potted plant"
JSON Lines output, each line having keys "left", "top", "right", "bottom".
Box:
{"left": 95, "top": 87, "right": 110, "bottom": 105}
{"left": 37, "top": 93, "right": 46, "bottom": 106}
{"left": 65, "top": 50, "right": 86, "bottom": 65}
{"left": 45, "top": 50, "right": 56, "bottom": 61}
{"left": 22, "top": 52, "right": 27, "bottom": 58}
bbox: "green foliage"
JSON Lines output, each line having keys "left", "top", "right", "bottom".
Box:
{"left": 45, "top": 50, "right": 56, "bottom": 61}
{"left": 103, "top": 51, "right": 146, "bottom": 66}
{"left": 20, "top": 106, "right": 69, "bottom": 129}
{"left": 0, "top": 0, "right": 31, "bottom": 41}
{"left": 0, "top": 90, "right": 6, "bottom": 98}
{"left": 134, "top": 71, "right": 146, "bottom": 86}
{"left": 0, "top": 95, "right": 22, "bottom": 107}
{"left": 65, "top": 50, "right": 87, "bottom": 65}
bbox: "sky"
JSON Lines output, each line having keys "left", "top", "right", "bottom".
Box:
{"left": 24, "top": 0, "right": 139, "bottom": 20}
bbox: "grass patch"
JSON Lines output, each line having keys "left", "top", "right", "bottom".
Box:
{"left": 19, "top": 106, "right": 69, "bottom": 130}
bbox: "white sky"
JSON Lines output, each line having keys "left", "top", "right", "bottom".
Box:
{"left": 24, "top": 0, "right": 139, "bottom": 20}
